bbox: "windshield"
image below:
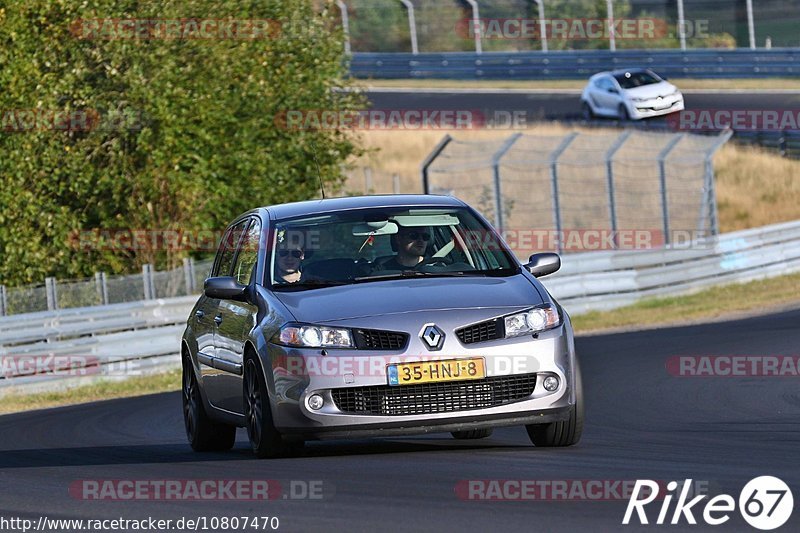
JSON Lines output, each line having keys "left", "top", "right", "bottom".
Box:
{"left": 614, "top": 70, "right": 661, "bottom": 89}
{"left": 269, "top": 206, "right": 519, "bottom": 290}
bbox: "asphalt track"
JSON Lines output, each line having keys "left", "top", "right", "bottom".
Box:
{"left": 365, "top": 88, "right": 800, "bottom": 124}
{"left": 2, "top": 307, "right": 800, "bottom": 532}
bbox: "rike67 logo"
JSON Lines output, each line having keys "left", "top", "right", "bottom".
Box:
{"left": 623, "top": 477, "right": 793, "bottom": 530}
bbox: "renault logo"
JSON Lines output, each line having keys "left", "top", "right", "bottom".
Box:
{"left": 420, "top": 324, "right": 445, "bottom": 351}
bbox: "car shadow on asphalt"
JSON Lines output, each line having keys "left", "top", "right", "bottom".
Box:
{"left": 0, "top": 436, "right": 533, "bottom": 469}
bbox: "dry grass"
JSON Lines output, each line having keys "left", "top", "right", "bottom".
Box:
{"left": 344, "top": 125, "right": 800, "bottom": 233}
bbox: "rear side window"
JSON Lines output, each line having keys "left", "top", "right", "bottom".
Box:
{"left": 233, "top": 219, "right": 261, "bottom": 284}
{"left": 213, "top": 219, "right": 249, "bottom": 277}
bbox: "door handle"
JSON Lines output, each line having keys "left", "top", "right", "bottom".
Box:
{"left": 214, "top": 315, "right": 223, "bottom": 325}
{"left": 195, "top": 310, "right": 205, "bottom": 319}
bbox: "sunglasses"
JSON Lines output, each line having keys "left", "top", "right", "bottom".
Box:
{"left": 278, "top": 250, "right": 303, "bottom": 258}
{"left": 404, "top": 231, "right": 431, "bottom": 241}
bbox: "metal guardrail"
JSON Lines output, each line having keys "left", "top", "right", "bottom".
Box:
{"left": 540, "top": 218, "right": 800, "bottom": 314}
{"left": 3, "top": 217, "right": 800, "bottom": 395}
{"left": 350, "top": 49, "right": 800, "bottom": 79}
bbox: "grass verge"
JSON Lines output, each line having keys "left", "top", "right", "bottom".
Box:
{"left": 571, "top": 271, "right": 800, "bottom": 333}
{"left": 0, "top": 368, "right": 181, "bottom": 415}
{"left": 357, "top": 78, "right": 800, "bottom": 91}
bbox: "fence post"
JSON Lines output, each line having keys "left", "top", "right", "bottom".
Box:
{"left": 606, "top": 0, "right": 616, "bottom": 51}
{"left": 363, "top": 167, "right": 372, "bottom": 193}
{"left": 420, "top": 134, "right": 453, "bottom": 194}
{"left": 677, "top": 0, "right": 687, "bottom": 51}
{"left": 335, "top": 0, "right": 352, "bottom": 55}
{"left": 393, "top": 174, "right": 401, "bottom": 194}
{"left": 142, "top": 264, "right": 155, "bottom": 300}
{"left": 490, "top": 133, "right": 523, "bottom": 233}
{"left": 703, "top": 129, "right": 734, "bottom": 237}
{"left": 464, "top": 0, "right": 482, "bottom": 54}
{"left": 399, "top": 0, "right": 419, "bottom": 55}
{"left": 549, "top": 133, "right": 579, "bottom": 253}
{"left": 533, "top": 0, "right": 547, "bottom": 52}
{"left": 0, "top": 285, "right": 6, "bottom": 316}
{"left": 657, "top": 134, "right": 686, "bottom": 246}
{"left": 45, "top": 277, "right": 58, "bottom": 311}
{"left": 605, "top": 131, "right": 632, "bottom": 248}
{"left": 183, "top": 257, "right": 196, "bottom": 294}
{"left": 94, "top": 272, "right": 109, "bottom": 305}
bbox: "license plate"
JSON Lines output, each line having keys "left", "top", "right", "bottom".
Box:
{"left": 387, "top": 358, "right": 486, "bottom": 386}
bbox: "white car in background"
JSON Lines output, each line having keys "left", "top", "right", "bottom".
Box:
{"left": 580, "top": 68, "right": 684, "bottom": 121}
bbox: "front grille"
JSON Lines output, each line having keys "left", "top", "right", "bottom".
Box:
{"left": 456, "top": 319, "right": 503, "bottom": 344}
{"left": 353, "top": 328, "right": 409, "bottom": 350}
{"left": 331, "top": 373, "right": 537, "bottom": 416}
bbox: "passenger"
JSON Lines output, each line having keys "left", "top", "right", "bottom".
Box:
{"left": 381, "top": 226, "right": 430, "bottom": 270}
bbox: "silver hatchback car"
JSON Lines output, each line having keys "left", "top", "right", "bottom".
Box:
{"left": 182, "top": 195, "right": 583, "bottom": 457}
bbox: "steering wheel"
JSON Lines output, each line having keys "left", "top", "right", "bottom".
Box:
{"left": 416, "top": 256, "right": 453, "bottom": 269}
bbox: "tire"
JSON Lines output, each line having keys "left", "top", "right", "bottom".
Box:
{"left": 618, "top": 104, "right": 630, "bottom": 121}
{"left": 182, "top": 355, "right": 236, "bottom": 452}
{"left": 244, "top": 355, "right": 286, "bottom": 458}
{"left": 452, "top": 428, "right": 493, "bottom": 440}
{"left": 581, "top": 101, "right": 594, "bottom": 120}
{"left": 526, "top": 362, "right": 584, "bottom": 447}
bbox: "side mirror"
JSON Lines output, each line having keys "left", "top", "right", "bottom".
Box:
{"left": 524, "top": 253, "right": 561, "bottom": 278}
{"left": 607, "top": 87, "right": 618, "bottom": 94}
{"left": 204, "top": 276, "right": 248, "bottom": 301}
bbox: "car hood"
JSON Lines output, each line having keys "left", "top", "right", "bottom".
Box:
{"left": 623, "top": 81, "right": 677, "bottom": 99}
{"left": 273, "top": 275, "right": 544, "bottom": 323}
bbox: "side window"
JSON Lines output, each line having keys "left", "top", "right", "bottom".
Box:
{"left": 213, "top": 219, "right": 249, "bottom": 277}
{"left": 233, "top": 219, "right": 261, "bottom": 285}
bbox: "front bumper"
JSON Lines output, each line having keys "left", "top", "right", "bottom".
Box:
{"left": 630, "top": 95, "right": 684, "bottom": 119}
{"left": 264, "top": 315, "right": 577, "bottom": 438}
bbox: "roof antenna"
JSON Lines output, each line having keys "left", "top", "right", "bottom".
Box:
{"left": 310, "top": 141, "right": 326, "bottom": 200}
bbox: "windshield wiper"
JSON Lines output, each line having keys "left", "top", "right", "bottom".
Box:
{"left": 353, "top": 271, "right": 475, "bottom": 282}
{"left": 272, "top": 279, "right": 349, "bottom": 291}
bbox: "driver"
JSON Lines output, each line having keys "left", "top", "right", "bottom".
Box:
{"left": 381, "top": 226, "right": 430, "bottom": 270}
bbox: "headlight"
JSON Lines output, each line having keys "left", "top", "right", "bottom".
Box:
{"left": 503, "top": 306, "right": 560, "bottom": 338}
{"left": 274, "top": 323, "right": 353, "bottom": 348}
{"left": 632, "top": 97, "right": 649, "bottom": 103}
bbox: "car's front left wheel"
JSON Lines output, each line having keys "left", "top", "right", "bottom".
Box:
{"left": 183, "top": 355, "right": 236, "bottom": 452}
{"left": 244, "top": 356, "right": 287, "bottom": 458}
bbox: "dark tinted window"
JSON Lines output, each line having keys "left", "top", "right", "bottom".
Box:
{"left": 213, "top": 219, "right": 249, "bottom": 277}
{"left": 614, "top": 70, "right": 661, "bottom": 89}
{"left": 233, "top": 219, "right": 261, "bottom": 284}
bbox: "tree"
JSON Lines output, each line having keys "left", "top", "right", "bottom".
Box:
{"left": 0, "top": 0, "right": 364, "bottom": 285}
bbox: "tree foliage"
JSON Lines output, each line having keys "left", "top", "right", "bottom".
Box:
{"left": 0, "top": 0, "right": 363, "bottom": 285}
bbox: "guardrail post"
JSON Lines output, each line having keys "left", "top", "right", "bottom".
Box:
{"left": 0, "top": 285, "right": 7, "bottom": 316}
{"left": 94, "top": 272, "right": 109, "bottom": 305}
{"left": 490, "top": 133, "right": 523, "bottom": 233}
{"left": 549, "top": 133, "right": 579, "bottom": 253}
{"left": 421, "top": 134, "right": 453, "bottom": 194}
{"left": 45, "top": 277, "right": 58, "bottom": 311}
{"left": 142, "top": 264, "right": 155, "bottom": 300}
{"left": 183, "top": 257, "right": 196, "bottom": 294}
{"left": 605, "top": 131, "right": 632, "bottom": 248}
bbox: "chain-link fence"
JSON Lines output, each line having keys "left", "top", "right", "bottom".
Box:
{"left": 0, "top": 258, "right": 214, "bottom": 317}
{"left": 337, "top": 0, "right": 800, "bottom": 53}
{"left": 421, "top": 129, "right": 731, "bottom": 254}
